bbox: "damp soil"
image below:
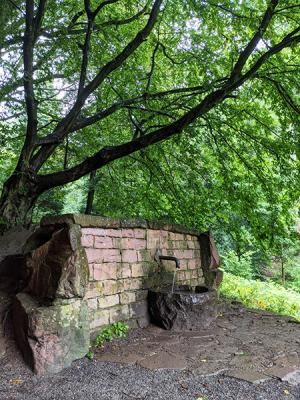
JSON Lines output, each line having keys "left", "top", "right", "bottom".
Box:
{"left": 0, "top": 301, "right": 299, "bottom": 400}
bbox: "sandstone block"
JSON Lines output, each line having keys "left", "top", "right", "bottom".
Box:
{"left": 13, "top": 293, "right": 89, "bottom": 374}
{"left": 119, "top": 291, "right": 136, "bottom": 305}
{"left": 25, "top": 225, "right": 89, "bottom": 299}
{"left": 81, "top": 234, "right": 94, "bottom": 248}
{"left": 121, "top": 229, "right": 135, "bottom": 238}
{"left": 102, "top": 249, "right": 121, "bottom": 263}
{"left": 98, "top": 294, "right": 119, "bottom": 309}
{"left": 102, "top": 280, "right": 122, "bottom": 295}
{"left": 94, "top": 237, "right": 114, "bottom": 249}
{"left": 134, "top": 229, "right": 146, "bottom": 239}
{"left": 90, "top": 309, "right": 110, "bottom": 330}
{"left": 81, "top": 228, "right": 107, "bottom": 236}
{"left": 122, "top": 250, "right": 137, "bottom": 263}
{"left": 93, "top": 263, "right": 118, "bottom": 281}
{"left": 120, "top": 263, "right": 131, "bottom": 278}
{"left": 131, "top": 263, "right": 145, "bottom": 278}
{"left": 109, "top": 305, "right": 129, "bottom": 323}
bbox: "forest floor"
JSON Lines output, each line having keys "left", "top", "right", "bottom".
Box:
{"left": 0, "top": 302, "right": 299, "bottom": 400}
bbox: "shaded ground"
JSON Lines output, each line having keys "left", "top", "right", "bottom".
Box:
{"left": 0, "top": 302, "right": 299, "bottom": 400}
{"left": 95, "top": 302, "right": 300, "bottom": 384}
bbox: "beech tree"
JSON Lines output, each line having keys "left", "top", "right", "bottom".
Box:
{"left": 0, "top": 0, "right": 299, "bottom": 231}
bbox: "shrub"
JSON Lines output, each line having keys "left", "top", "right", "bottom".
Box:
{"left": 220, "top": 272, "right": 300, "bottom": 321}
{"left": 221, "top": 250, "right": 255, "bottom": 279}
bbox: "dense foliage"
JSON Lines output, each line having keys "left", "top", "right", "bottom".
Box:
{"left": 220, "top": 273, "right": 300, "bottom": 321}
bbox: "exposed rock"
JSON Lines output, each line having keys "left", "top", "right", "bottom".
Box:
{"left": 13, "top": 292, "right": 90, "bottom": 374}
{"left": 24, "top": 224, "right": 89, "bottom": 300}
{"left": 0, "top": 226, "right": 36, "bottom": 264}
{"left": 0, "top": 290, "right": 13, "bottom": 359}
{"left": 148, "top": 285, "right": 218, "bottom": 330}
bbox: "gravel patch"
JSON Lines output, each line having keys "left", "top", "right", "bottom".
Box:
{"left": 0, "top": 355, "right": 299, "bottom": 400}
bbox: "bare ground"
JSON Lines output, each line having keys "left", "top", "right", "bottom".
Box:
{"left": 0, "top": 302, "right": 299, "bottom": 400}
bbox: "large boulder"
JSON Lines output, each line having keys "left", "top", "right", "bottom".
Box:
{"left": 24, "top": 224, "right": 89, "bottom": 300}
{"left": 13, "top": 292, "right": 90, "bottom": 374}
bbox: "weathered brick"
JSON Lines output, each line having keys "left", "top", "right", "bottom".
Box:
{"left": 90, "top": 309, "right": 110, "bottom": 329}
{"left": 121, "top": 238, "right": 146, "bottom": 250}
{"left": 122, "top": 249, "right": 137, "bottom": 263}
{"left": 119, "top": 291, "right": 136, "bottom": 304}
{"left": 191, "top": 269, "right": 198, "bottom": 279}
{"left": 84, "top": 282, "right": 103, "bottom": 299}
{"left": 168, "top": 232, "right": 177, "bottom": 240}
{"left": 85, "top": 248, "right": 104, "bottom": 263}
{"left": 102, "top": 249, "right": 121, "bottom": 263}
{"left": 187, "top": 240, "right": 195, "bottom": 249}
{"left": 87, "top": 298, "right": 98, "bottom": 310}
{"left": 175, "top": 233, "right": 184, "bottom": 241}
{"left": 134, "top": 229, "right": 146, "bottom": 239}
{"left": 112, "top": 237, "right": 122, "bottom": 249}
{"left": 109, "top": 305, "right": 130, "bottom": 323}
{"left": 177, "top": 271, "right": 186, "bottom": 281}
{"left": 188, "top": 259, "right": 197, "bottom": 269}
{"left": 120, "top": 263, "right": 131, "bottom": 278}
{"left": 137, "top": 249, "right": 152, "bottom": 262}
{"left": 179, "top": 259, "right": 188, "bottom": 270}
{"left": 94, "top": 236, "right": 114, "bottom": 249}
{"left": 147, "top": 229, "right": 161, "bottom": 239}
{"left": 193, "top": 240, "right": 201, "bottom": 249}
{"left": 93, "top": 263, "right": 118, "bottom": 281}
{"left": 105, "top": 229, "right": 121, "bottom": 237}
{"left": 123, "top": 278, "right": 144, "bottom": 291}
{"left": 121, "top": 229, "right": 135, "bottom": 238}
{"left": 131, "top": 263, "right": 145, "bottom": 277}
{"left": 82, "top": 228, "right": 107, "bottom": 236}
{"left": 176, "top": 240, "right": 188, "bottom": 250}
{"left": 102, "top": 279, "right": 122, "bottom": 295}
{"left": 160, "top": 230, "right": 169, "bottom": 238}
{"left": 98, "top": 294, "right": 119, "bottom": 309}
{"left": 81, "top": 234, "right": 94, "bottom": 248}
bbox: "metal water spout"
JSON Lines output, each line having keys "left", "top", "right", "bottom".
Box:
{"left": 154, "top": 249, "right": 181, "bottom": 269}
{"left": 154, "top": 249, "right": 180, "bottom": 293}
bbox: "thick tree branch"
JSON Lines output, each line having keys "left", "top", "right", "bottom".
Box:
{"left": 78, "top": 0, "right": 93, "bottom": 94}
{"left": 30, "top": 0, "right": 162, "bottom": 170}
{"left": 37, "top": 22, "right": 300, "bottom": 190}
{"left": 230, "top": 0, "right": 279, "bottom": 81}
{"left": 39, "top": 83, "right": 214, "bottom": 140}
{"left": 20, "top": 0, "right": 38, "bottom": 165}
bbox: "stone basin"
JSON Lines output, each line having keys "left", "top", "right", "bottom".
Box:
{"left": 148, "top": 285, "right": 218, "bottom": 330}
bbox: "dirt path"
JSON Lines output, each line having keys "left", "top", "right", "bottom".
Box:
{"left": 0, "top": 303, "right": 299, "bottom": 400}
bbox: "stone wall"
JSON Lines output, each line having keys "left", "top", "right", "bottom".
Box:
{"left": 39, "top": 214, "right": 221, "bottom": 333}
{"left": 81, "top": 225, "right": 204, "bottom": 332}
{"left": 3, "top": 214, "right": 222, "bottom": 374}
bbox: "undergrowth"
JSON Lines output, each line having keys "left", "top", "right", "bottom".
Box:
{"left": 86, "top": 322, "right": 129, "bottom": 360}
{"left": 220, "top": 272, "right": 300, "bottom": 321}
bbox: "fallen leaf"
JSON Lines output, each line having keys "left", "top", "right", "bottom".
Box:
{"left": 283, "top": 389, "right": 290, "bottom": 395}
{"left": 9, "top": 379, "right": 23, "bottom": 385}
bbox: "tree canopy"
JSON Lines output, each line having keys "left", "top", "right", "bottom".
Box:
{"left": 0, "top": 0, "right": 299, "bottom": 245}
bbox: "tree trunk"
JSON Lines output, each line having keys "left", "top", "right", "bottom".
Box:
{"left": 0, "top": 172, "right": 40, "bottom": 232}
{"left": 85, "top": 170, "right": 96, "bottom": 215}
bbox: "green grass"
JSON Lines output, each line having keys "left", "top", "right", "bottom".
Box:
{"left": 220, "top": 272, "right": 300, "bottom": 321}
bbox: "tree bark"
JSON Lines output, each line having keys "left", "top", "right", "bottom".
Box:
{"left": 85, "top": 171, "right": 96, "bottom": 215}
{"left": 0, "top": 172, "right": 40, "bottom": 232}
